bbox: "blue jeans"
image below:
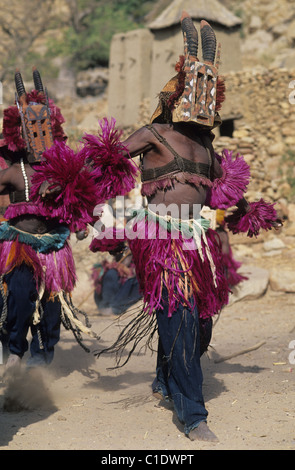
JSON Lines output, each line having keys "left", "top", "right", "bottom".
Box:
{"left": 154, "top": 297, "right": 209, "bottom": 435}
{"left": 0, "top": 264, "right": 61, "bottom": 365}
{"left": 95, "top": 268, "right": 142, "bottom": 315}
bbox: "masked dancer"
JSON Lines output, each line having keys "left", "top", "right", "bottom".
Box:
{"left": 0, "top": 69, "right": 99, "bottom": 371}
{"left": 75, "top": 13, "right": 281, "bottom": 441}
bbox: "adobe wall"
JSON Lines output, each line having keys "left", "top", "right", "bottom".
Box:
{"left": 108, "top": 29, "right": 153, "bottom": 126}
{"left": 108, "top": 25, "right": 242, "bottom": 127}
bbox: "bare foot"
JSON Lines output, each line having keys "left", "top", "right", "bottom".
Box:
{"left": 152, "top": 391, "right": 163, "bottom": 400}
{"left": 188, "top": 422, "right": 218, "bottom": 442}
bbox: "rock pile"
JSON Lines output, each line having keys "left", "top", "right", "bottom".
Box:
{"left": 235, "top": 0, "right": 295, "bottom": 69}
{"left": 214, "top": 66, "right": 295, "bottom": 207}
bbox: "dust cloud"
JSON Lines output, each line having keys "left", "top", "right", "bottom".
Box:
{"left": 2, "top": 366, "right": 57, "bottom": 412}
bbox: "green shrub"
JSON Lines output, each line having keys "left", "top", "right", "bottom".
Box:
{"left": 48, "top": 0, "right": 158, "bottom": 70}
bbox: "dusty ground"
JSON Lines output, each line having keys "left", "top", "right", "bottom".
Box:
{"left": 0, "top": 257, "right": 295, "bottom": 452}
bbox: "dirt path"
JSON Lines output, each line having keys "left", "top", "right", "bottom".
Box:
{"left": 1, "top": 279, "right": 295, "bottom": 451}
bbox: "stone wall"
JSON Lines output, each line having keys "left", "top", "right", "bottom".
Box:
{"left": 213, "top": 66, "right": 295, "bottom": 204}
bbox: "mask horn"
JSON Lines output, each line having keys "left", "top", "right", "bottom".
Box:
{"left": 181, "top": 11, "right": 198, "bottom": 59}
{"left": 200, "top": 20, "right": 217, "bottom": 64}
{"left": 32, "top": 66, "right": 44, "bottom": 93}
{"left": 15, "top": 70, "right": 26, "bottom": 98}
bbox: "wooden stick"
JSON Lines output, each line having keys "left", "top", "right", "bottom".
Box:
{"left": 77, "top": 288, "right": 95, "bottom": 309}
{"left": 214, "top": 340, "right": 266, "bottom": 364}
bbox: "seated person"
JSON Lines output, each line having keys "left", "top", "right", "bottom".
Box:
{"left": 92, "top": 248, "right": 142, "bottom": 316}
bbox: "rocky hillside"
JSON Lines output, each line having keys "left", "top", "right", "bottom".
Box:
{"left": 223, "top": 0, "right": 295, "bottom": 69}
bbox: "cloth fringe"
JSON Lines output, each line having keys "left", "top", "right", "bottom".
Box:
{"left": 141, "top": 172, "right": 212, "bottom": 197}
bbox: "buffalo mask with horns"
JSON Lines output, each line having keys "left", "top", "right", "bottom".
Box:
{"left": 172, "top": 12, "right": 221, "bottom": 128}
{"left": 151, "top": 12, "right": 224, "bottom": 129}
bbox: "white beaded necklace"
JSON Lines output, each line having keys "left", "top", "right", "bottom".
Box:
{"left": 20, "top": 158, "right": 30, "bottom": 202}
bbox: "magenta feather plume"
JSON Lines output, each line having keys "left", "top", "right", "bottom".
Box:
{"left": 90, "top": 228, "right": 126, "bottom": 253}
{"left": 81, "top": 117, "right": 138, "bottom": 203}
{"left": 207, "top": 150, "right": 250, "bottom": 209}
{"left": 2, "top": 105, "right": 26, "bottom": 152}
{"left": 225, "top": 199, "right": 278, "bottom": 237}
{"left": 30, "top": 141, "right": 98, "bottom": 232}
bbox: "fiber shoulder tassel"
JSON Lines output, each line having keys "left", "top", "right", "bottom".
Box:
{"left": 30, "top": 141, "right": 98, "bottom": 232}
{"left": 225, "top": 199, "right": 278, "bottom": 237}
{"left": 81, "top": 117, "right": 138, "bottom": 204}
{"left": 207, "top": 149, "right": 250, "bottom": 209}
